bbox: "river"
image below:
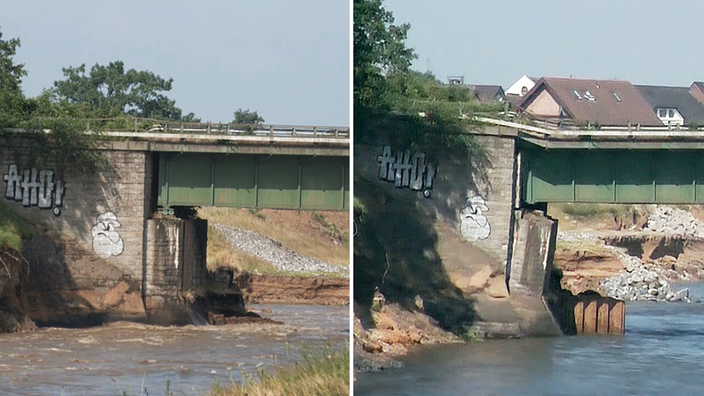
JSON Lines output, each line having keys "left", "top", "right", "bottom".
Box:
{"left": 356, "top": 284, "right": 704, "bottom": 396}
{"left": 0, "top": 304, "right": 348, "bottom": 395}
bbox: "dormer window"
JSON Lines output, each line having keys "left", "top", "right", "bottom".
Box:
{"left": 657, "top": 108, "right": 676, "bottom": 118}
{"left": 584, "top": 91, "right": 595, "bottom": 101}
{"left": 656, "top": 108, "right": 684, "bottom": 126}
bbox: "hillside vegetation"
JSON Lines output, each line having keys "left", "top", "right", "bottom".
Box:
{"left": 0, "top": 200, "right": 33, "bottom": 253}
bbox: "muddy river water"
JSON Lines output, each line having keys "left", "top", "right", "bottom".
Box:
{"left": 0, "top": 304, "right": 348, "bottom": 395}
{"left": 356, "top": 283, "right": 704, "bottom": 396}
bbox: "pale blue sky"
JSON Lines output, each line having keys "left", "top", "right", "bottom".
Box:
{"left": 385, "top": 0, "right": 704, "bottom": 88}
{"left": 1, "top": 1, "right": 349, "bottom": 126}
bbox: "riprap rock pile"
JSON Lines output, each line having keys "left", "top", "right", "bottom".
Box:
{"left": 645, "top": 206, "right": 704, "bottom": 238}
{"left": 600, "top": 254, "right": 691, "bottom": 302}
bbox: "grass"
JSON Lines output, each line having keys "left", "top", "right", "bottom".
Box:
{"left": 312, "top": 213, "right": 344, "bottom": 243}
{"left": 558, "top": 203, "right": 635, "bottom": 218}
{"left": 206, "top": 345, "right": 349, "bottom": 396}
{"left": 0, "top": 200, "right": 33, "bottom": 252}
{"left": 199, "top": 207, "right": 349, "bottom": 267}
{"left": 460, "top": 327, "right": 483, "bottom": 342}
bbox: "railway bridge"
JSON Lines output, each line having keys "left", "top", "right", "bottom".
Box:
{"left": 356, "top": 117, "right": 704, "bottom": 337}
{"left": 1, "top": 119, "right": 349, "bottom": 325}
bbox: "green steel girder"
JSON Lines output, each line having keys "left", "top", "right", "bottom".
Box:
{"left": 157, "top": 153, "right": 349, "bottom": 211}
{"left": 521, "top": 148, "right": 704, "bottom": 204}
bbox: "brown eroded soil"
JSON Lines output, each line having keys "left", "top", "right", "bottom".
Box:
{"left": 549, "top": 203, "right": 704, "bottom": 295}
{"left": 234, "top": 273, "right": 349, "bottom": 305}
{"left": 554, "top": 244, "right": 625, "bottom": 295}
{"left": 0, "top": 252, "right": 36, "bottom": 333}
{"left": 556, "top": 234, "right": 704, "bottom": 295}
{"left": 353, "top": 301, "right": 460, "bottom": 372}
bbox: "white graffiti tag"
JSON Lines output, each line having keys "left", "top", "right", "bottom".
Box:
{"left": 91, "top": 211, "right": 124, "bottom": 258}
{"left": 460, "top": 196, "right": 491, "bottom": 242}
{"left": 3, "top": 164, "right": 65, "bottom": 216}
{"left": 377, "top": 146, "right": 436, "bottom": 197}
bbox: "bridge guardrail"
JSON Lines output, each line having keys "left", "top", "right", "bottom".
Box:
{"left": 5, "top": 117, "right": 350, "bottom": 139}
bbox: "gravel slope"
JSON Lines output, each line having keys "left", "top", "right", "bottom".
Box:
{"left": 212, "top": 223, "right": 348, "bottom": 275}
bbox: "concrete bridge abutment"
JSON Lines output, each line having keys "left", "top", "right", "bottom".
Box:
{"left": 355, "top": 124, "right": 575, "bottom": 337}
{"left": 1, "top": 144, "right": 209, "bottom": 326}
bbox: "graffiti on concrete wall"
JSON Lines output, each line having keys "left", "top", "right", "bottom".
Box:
{"left": 377, "top": 146, "right": 436, "bottom": 197}
{"left": 3, "top": 164, "right": 65, "bottom": 216}
{"left": 460, "top": 196, "right": 491, "bottom": 241}
{"left": 91, "top": 211, "right": 124, "bottom": 259}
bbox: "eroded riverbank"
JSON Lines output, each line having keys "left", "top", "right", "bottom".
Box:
{"left": 356, "top": 284, "right": 704, "bottom": 395}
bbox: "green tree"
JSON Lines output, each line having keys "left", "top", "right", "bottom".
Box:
{"left": 0, "top": 27, "right": 29, "bottom": 123}
{"left": 53, "top": 60, "right": 197, "bottom": 121}
{"left": 233, "top": 108, "right": 264, "bottom": 124}
{"left": 353, "top": 0, "right": 416, "bottom": 126}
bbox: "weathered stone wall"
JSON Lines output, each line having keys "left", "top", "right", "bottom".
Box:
{"left": 355, "top": 127, "right": 517, "bottom": 278}
{"left": 508, "top": 210, "right": 557, "bottom": 296}
{"left": 144, "top": 218, "right": 207, "bottom": 325}
{"left": 507, "top": 209, "right": 562, "bottom": 336}
{"left": 144, "top": 218, "right": 181, "bottom": 298}
{"left": 1, "top": 147, "right": 151, "bottom": 282}
{"left": 354, "top": 126, "right": 524, "bottom": 338}
{"left": 355, "top": 126, "right": 566, "bottom": 337}
{"left": 1, "top": 145, "right": 152, "bottom": 325}
{"left": 181, "top": 219, "right": 207, "bottom": 291}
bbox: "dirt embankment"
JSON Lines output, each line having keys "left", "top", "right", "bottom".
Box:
{"left": 0, "top": 252, "right": 36, "bottom": 333}
{"left": 234, "top": 273, "right": 349, "bottom": 305}
{"left": 353, "top": 300, "right": 461, "bottom": 372}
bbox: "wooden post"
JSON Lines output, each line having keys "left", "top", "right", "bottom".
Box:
{"left": 270, "top": 126, "right": 274, "bottom": 138}
{"left": 583, "top": 299, "right": 598, "bottom": 334}
{"left": 597, "top": 300, "right": 610, "bottom": 334}
{"left": 574, "top": 301, "right": 584, "bottom": 334}
{"left": 609, "top": 300, "right": 625, "bottom": 335}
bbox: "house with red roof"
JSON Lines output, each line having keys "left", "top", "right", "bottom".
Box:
{"left": 516, "top": 77, "right": 662, "bottom": 127}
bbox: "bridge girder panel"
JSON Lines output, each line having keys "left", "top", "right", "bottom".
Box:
{"left": 521, "top": 148, "right": 704, "bottom": 205}
{"left": 157, "top": 152, "right": 348, "bottom": 211}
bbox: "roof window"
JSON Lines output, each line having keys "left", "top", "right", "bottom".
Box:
{"left": 613, "top": 92, "right": 621, "bottom": 102}
{"left": 572, "top": 90, "right": 582, "bottom": 100}
{"left": 584, "top": 91, "right": 595, "bottom": 101}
